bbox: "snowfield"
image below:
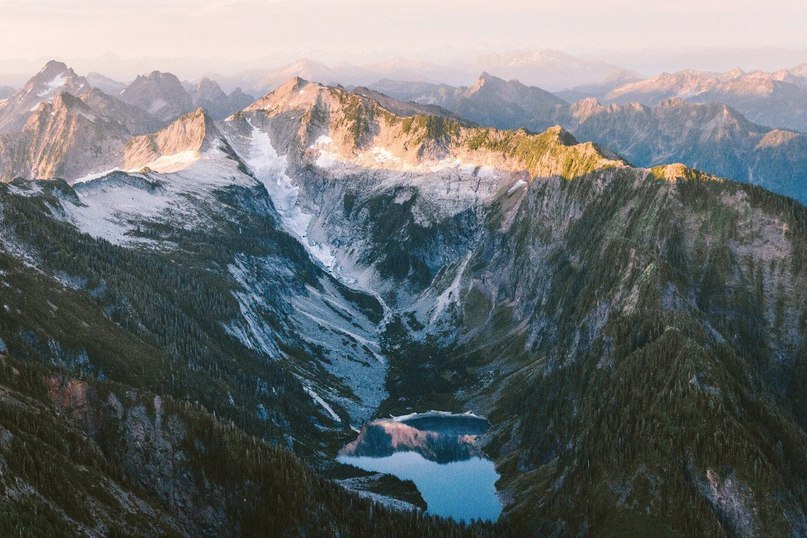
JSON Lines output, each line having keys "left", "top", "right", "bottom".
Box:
{"left": 246, "top": 121, "right": 337, "bottom": 270}
{"left": 60, "top": 145, "right": 255, "bottom": 247}
{"left": 37, "top": 73, "right": 67, "bottom": 99}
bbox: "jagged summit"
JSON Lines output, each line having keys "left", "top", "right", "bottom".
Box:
{"left": 36, "top": 60, "right": 71, "bottom": 77}
{"left": 0, "top": 60, "right": 91, "bottom": 133}
{"left": 243, "top": 76, "right": 322, "bottom": 114}
{"left": 120, "top": 70, "right": 195, "bottom": 122}
{"left": 237, "top": 76, "right": 622, "bottom": 180}
{"left": 467, "top": 71, "right": 540, "bottom": 92}
{"left": 189, "top": 78, "right": 254, "bottom": 120}
{"left": 250, "top": 59, "right": 342, "bottom": 92}
{"left": 371, "top": 73, "right": 569, "bottom": 133}
{"left": 466, "top": 71, "right": 568, "bottom": 108}
{"left": 602, "top": 66, "right": 807, "bottom": 131}
{"left": 25, "top": 60, "right": 89, "bottom": 98}
{"left": 285, "top": 75, "right": 308, "bottom": 89}
{"left": 473, "top": 71, "right": 498, "bottom": 86}
{"left": 0, "top": 89, "right": 130, "bottom": 181}
{"left": 125, "top": 107, "right": 232, "bottom": 172}
{"left": 468, "top": 72, "right": 501, "bottom": 94}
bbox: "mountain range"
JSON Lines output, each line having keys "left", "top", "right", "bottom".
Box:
{"left": 202, "top": 50, "right": 633, "bottom": 95}
{"left": 0, "top": 61, "right": 254, "bottom": 182}
{"left": 0, "top": 60, "right": 806, "bottom": 536}
{"left": 601, "top": 67, "right": 807, "bottom": 132}
{"left": 373, "top": 72, "right": 807, "bottom": 204}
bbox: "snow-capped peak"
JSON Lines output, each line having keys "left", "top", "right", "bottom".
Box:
{"left": 0, "top": 60, "right": 91, "bottom": 133}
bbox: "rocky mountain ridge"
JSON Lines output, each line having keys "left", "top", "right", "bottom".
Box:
{"left": 601, "top": 67, "right": 807, "bottom": 132}
{"left": 0, "top": 65, "right": 806, "bottom": 536}
{"left": 208, "top": 50, "right": 633, "bottom": 95}
{"left": 227, "top": 78, "right": 807, "bottom": 534}
{"left": 119, "top": 70, "right": 195, "bottom": 123}
{"left": 374, "top": 72, "right": 807, "bottom": 204}
{"left": 0, "top": 61, "right": 93, "bottom": 134}
{"left": 0, "top": 62, "right": 253, "bottom": 183}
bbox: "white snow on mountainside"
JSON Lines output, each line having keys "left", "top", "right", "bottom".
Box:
{"left": 49, "top": 111, "right": 390, "bottom": 427}
{"left": 61, "top": 145, "right": 254, "bottom": 247}
{"left": 244, "top": 120, "right": 336, "bottom": 270}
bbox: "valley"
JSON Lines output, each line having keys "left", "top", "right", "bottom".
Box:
{"left": 0, "top": 56, "right": 805, "bottom": 536}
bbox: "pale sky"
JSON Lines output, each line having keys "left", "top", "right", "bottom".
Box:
{"left": 0, "top": 0, "right": 806, "bottom": 78}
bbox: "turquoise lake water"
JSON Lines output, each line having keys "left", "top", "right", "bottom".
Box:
{"left": 337, "top": 451, "right": 502, "bottom": 522}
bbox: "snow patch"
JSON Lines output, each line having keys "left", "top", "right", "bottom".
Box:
{"left": 431, "top": 253, "right": 471, "bottom": 323}
{"left": 304, "top": 385, "right": 342, "bottom": 422}
{"left": 478, "top": 166, "right": 498, "bottom": 179}
{"left": 71, "top": 168, "right": 120, "bottom": 185}
{"left": 289, "top": 279, "right": 388, "bottom": 423}
{"left": 224, "top": 258, "right": 281, "bottom": 359}
{"left": 507, "top": 179, "right": 527, "bottom": 194}
{"left": 314, "top": 135, "right": 333, "bottom": 145}
{"left": 245, "top": 121, "right": 336, "bottom": 270}
{"left": 393, "top": 190, "right": 414, "bottom": 204}
{"left": 370, "top": 146, "right": 399, "bottom": 164}
{"left": 61, "top": 147, "right": 255, "bottom": 247}
{"left": 132, "top": 150, "right": 199, "bottom": 174}
{"left": 37, "top": 73, "right": 67, "bottom": 99}
{"left": 7, "top": 182, "right": 43, "bottom": 198}
{"left": 311, "top": 135, "right": 340, "bottom": 168}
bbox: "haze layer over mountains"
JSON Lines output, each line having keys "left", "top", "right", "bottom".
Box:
{"left": 3, "top": 54, "right": 806, "bottom": 204}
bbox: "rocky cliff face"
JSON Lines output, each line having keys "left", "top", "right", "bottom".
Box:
{"left": 603, "top": 68, "right": 807, "bottom": 132}
{"left": 371, "top": 74, "right": 807, "bottom": 205}
{"left": 227, "top": 78, "right": 807, "bottom": 535}
{"left": 1, "top": 73, "right": 806, "bottom": 535}
{"left": 0, "top": 61, "right": 92, "bottom": 134}
{"left": 119, "top": 71, "right": 195, "bottom": 123}
{"left": 124, "top": 108, "right": 228, "bottom": 172}
{"left": 189, "top": 78, "right": 254, "bottom": 120}
{"left": 0, "top": 92, "right": 129, "bottom": 180}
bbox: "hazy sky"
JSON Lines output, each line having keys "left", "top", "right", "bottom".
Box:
{"left": 1, "top": 0, "right": 806, "bottom": 77}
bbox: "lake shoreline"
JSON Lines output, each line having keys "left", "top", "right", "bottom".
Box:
{"left": 337, "top": 411, "right": 503, "bottom": 522}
